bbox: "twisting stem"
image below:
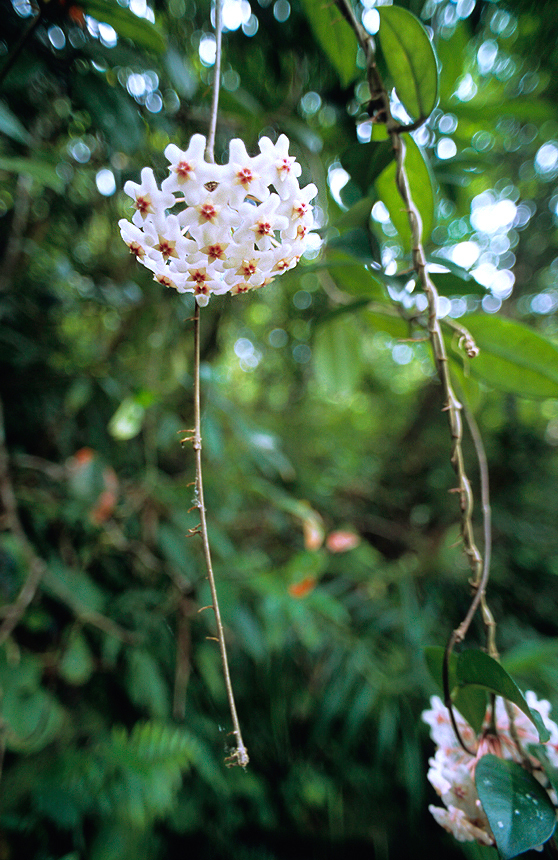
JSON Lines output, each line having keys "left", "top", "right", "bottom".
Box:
{"left": 335, "top": 0, "right": 495, "bottom": 751}
{"left": 189, "top": 304, "right": 248, "bottom": 767}
{"left": 205, "top": 0, "right": 223, "bottom": 164}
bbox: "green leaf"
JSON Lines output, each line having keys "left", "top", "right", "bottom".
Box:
{"left": 330, "top": 196, "right": 374, "bottom": 232}
{"left": 377, "top": 6, "right": 439, "bottom": 121}
{"left": 81, "top": 0, "right": 166, "bottom": 52}
{"left": 125, "top": 650, "right": 169, "bottom": 719}
{"left": 453, "top": 315, "right": 558, "bottom": 399}
{"left": 456, "top": 650, "right": 550, "bottom": 743}
{"left": 77, "top": 74, "right": 143, "bottom": 154}
{"left": 109, "top": 396, "right": 146, "bottom": 440}
{"left": 432, "top": 271, "right": 488, "bottom": 297}
{"left": 0, "top": 156, "right": 63, "bottom": 193}
{"left": 0, "top": 102, "right": 32, "bottom": 145}
{"left": 313, "top": 314, "right": 363, "bottom": 396}
{"left": 300, "top": 0, "right": 358, "bottom": 88}
{"left": 340, "top": 141, "right": 395, "bottom": 195}
{"left": 327, "top": 227, "right": 380, "bottom": 265}
{"left": 475, "top": 755, "right": 556, "bottom": 859}
{"left": 324, "top": 263, "right": 385, "bottom": 298}
{"left": 375, "top": 134, "right": 435, "bottom": 249}
{"left": 423, "top": 646, "right": 487, "bottom": 733}
{"left": 59, "top": 633, "right": 95, "bottom": 686}
{"left": 364, "top": 308, "right": 410, "bottom": 339}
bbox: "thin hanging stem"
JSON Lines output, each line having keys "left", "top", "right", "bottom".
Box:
{"left": 188, "top": 305, "right": 248, "bottom": 767}
{"left": 185, "top": 1, "right": 247, "bottom": 766}
{"left": 205, "top": 0, "right": 223, "bottom": 164}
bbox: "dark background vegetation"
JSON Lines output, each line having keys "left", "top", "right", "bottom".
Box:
{"left": 2, "top": 0, "right": 558, "bottom": 857}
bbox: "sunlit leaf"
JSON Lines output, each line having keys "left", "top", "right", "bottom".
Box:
{"left": 375, "top": 134, "right": 435, "bottom": 249}
{"left": 109, "top": 397, "right": 146, "bottom": 440}
{"left": 456, "top": 650, "right": 550, "bottom": 742}
{"left": 300, "top": 0, "right": 358, "bottom": 88}
{"left": 453, "top": 315, "right": 558, "bottom": 399}
{"left": 377, "top": 6, "right": 439, "bottom": 120}
{"left": 81, "top": 0, "right": 166, "bottom": 52}
{"left": 476, "top": 756, "right": 556, "bottom": 859}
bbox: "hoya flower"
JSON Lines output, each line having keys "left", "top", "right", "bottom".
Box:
{"left": 120, "top": 134, "right": 318, "bottom": 305}
{"left": 422, "top": 694, "right": 558, "bottom": 847}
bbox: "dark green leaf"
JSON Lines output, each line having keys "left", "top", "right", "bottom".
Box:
{"left": 81, "top": 0, "right": 166, "bottom": 52}
{"left": 340, "top": 141, "right": 395, "bottom": 195}
{"left": 432, "top": 271, "right": 488, "bottom": 297}
{"left": 331, "top": 196, "right": 374, "bottom": 232}
{"left": 423, "top": 646, "right": 487, "bottom": 733}
{"left": 327, "top": 227, "right": 380, "bottom": 265}
{"left": 454, "top": 315, "right": 558, "bottom": 399}
{"left": 377, "top": 6, "right": 439, "bottom": 120}
{"left": 300, "top": 0, "right": 358, "bottom": 88}
{"left": 476, "top": 755, "right": 556, "bottom": 859}
{"left": 375, "top": 134, "right": 435, "bottom": 249}
{"left": 456, "top": 650, "right": 550, "bottom": 742}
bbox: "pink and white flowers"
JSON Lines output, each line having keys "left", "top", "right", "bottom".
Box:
{"left": 119, "top": 134, "right": 317, "bottom": 306}
{"left": 422, "top": 694, "right": 558, "bottom": 846}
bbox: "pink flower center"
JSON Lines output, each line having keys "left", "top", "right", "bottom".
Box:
{"left": 237, "top": 167, "right": 253, "bottom": 186}
{"left": 175, "top": 160, "right": 194, "bottom": 180}
{"left": 135, "top": 194, "right": 153, "bottom": 216}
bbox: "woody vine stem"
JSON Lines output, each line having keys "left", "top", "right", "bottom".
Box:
{"left": 185, "top": 0, "right": 249, "bottom": 769}
{"left": 335, "top": 0, "right": 495, "bottom": 753}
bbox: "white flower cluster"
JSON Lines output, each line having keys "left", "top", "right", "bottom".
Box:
{"left": 422, "top": 694, "right": 558, "bottom": 846}
{"left": 119, "top": 134, "right": 317, "bottom": 306}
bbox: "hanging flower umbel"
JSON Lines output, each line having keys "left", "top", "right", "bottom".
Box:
{"left": 422, "top": 694, "right": 558, "bottom": 848}
{"left": 119, "top": 133, "right": 317, "bottom": 305}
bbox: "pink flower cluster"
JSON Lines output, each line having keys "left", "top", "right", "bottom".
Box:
{"left": 119, "top": 134, "right": 317, "bottom": 305}
{"left": 422, "top": 694, "right": 558, "bottom": 846}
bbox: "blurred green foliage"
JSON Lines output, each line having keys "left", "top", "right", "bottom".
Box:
{"left": 2, "top": 0, "right": 558, "bottom": 857}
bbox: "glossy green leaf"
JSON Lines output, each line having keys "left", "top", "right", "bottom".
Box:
{"left": 456, "top": 650, "right": 550, "bottom": 742}
{"left": 0, "top": 156, "right": 63, "bottom": 192}
{"left": 300, "top": 0, "right": 358, "bottom": 88}
{"left": 431, "top": 271, "right": 488, "bottom": 297}
{"left": 454, "top": 315, "right": 558, "bottom": 399}
{"left": 313, "top": 314, "right": 363, "bottom": 396}
{"left": 375, "top": 134, "right": 435, "bottom": 249}
{"left": 377, "top": 6, "right": 439, "bottom": 120}
{"left": 476, "top": 755, "right": 556, "bottom": 859}
{"left": 81, "top": 0, "right": 166, "bottom": 52}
